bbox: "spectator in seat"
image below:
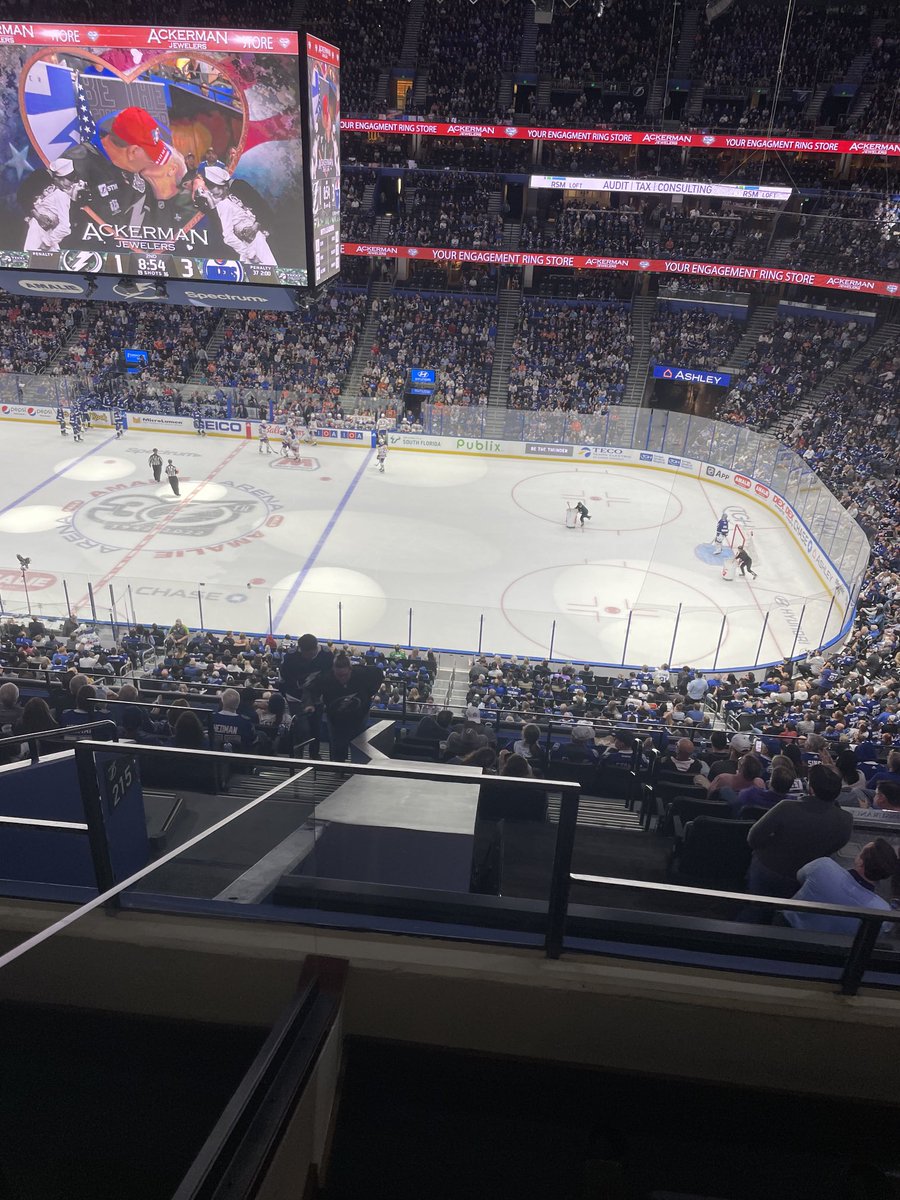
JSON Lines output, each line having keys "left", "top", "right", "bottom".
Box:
{"left": 663, "top": 738, "right": 709, "bottom": 779}
{"left": 782, "top": 840, "right": 898, "bottom": 937}
{"left": 706, "top": 733, "right": 752, "bottom": 782}
{"left": 600, "top": 729, "right": 636, "bottom": 767}
{"left": 255, "top": 693, "right": 289, "bottom": 754}
{"left": 729, "top": 762, "right": 797, "bottom": 816}
{"left": 0, "top": 681, "right": 24, "bottom": 736}
{"left": 852, "top": 780, "right": 900, "bottom": 821}
{"left": 414, "top": 708, "right": 454, "bottom": 742}
{"left": 173, "top": 710, "right": 208, "bottom": 751}
{"left": 62, "top": 684, "right": 97, "bottom": 726}
{"left": 555, "top": 722, "right": 600, "bottom": 763}
{"left": 514, "top": 722, "right": 547, "bottom": 773}
{"left": 445, "top": 722, "right": 490, "bottom": 762}
{"left": 121, "top": 706, "right": 163, "bottom": 745}
{"left": 477, "top": 752, "right": 547, "bottom": 824}
{"left": 167, "top": 618, "right": 190, "bottom": 650}
{"left": 212, "top": 687, "right": 257, "bottom": 752}
{"left": 686, "top": 672, "right": 709, "bottom": 703}
{"left": 866, "top": 750, "right": 900, "bottom": 790}
{"left": 17, "top": 697, "right": 57, "bottom": 735}
{"left": 834, "top": 749, "right": 871, "bottom": 807}
{"left": 707, "top": 753, "right": 765, "bottom": 798}
{"left": 700, "top": 728, "right": 731, "bottom": 768}
{"left": 746, "top": 765, "right": 853, "bottom": 899}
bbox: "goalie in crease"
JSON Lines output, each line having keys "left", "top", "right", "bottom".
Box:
{"left": 713, "top": 513, "right": 729, "bottom": 555}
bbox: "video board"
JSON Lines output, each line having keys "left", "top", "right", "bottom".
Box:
{"left": 304, "top": 34, "right": 340, "bottom": 286}
{"left": 0, "top": 22, "right": 308, "bottom": 287}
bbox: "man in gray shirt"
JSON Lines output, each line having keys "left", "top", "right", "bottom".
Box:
{"left": 746, "top": 764, "right": 853, "bottom": 899}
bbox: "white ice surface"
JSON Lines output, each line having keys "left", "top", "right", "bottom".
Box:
{"left": 0, "top": 426, "right": 841, "bottom": 670}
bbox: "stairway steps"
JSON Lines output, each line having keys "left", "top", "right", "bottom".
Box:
{"left": 339, "top": 281, "right": 392, "bottom": 405}
{"left": 547, "top": 795, "right": 643, "bottom": 830}
{"left": 488, "top": 288, "right": 524, "bottom": 408}
{"left": 672, "top": 0, "right": 700, "bottom": 77}
{"left": 624, "top": 295, "right": 655, "bottom": 406}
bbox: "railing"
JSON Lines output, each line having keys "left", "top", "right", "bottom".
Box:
{"left": 563, "top": 873, "right": 900, "bottom": 996}
{"left": 0, "top": 719, "right": 118, "bottom": 763}
{"left": 0, "top": 739, "right": 897, "bottom": 997}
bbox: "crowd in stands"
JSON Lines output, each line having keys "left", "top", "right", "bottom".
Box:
{"left": 535, "top": 0, "right": 675, "bottom": 89}
{"left": 522, "top": 198, "right": 764, "bottom": 264}
{"left": 415, "top": 0, "right": 524, "bottom": 122}
{"left": 305, "top": 0, "right": 406, "bottom": 114}
{"left": 0, "top": 298, "right": 78, "bottom": 375}
{"left": 341, "top": 170, "right": 377, "bottom": 241}
{"left": 387, "top": 172, "right": 504, "bottom": 249}
{"left": 529, "top": 91, "right": 647, "bottom": 129}
{"left": 358, "top": 294, "right": 496, "bottom": 405}
{"left": 649, "top": 306, "right": 743, "bottom": 369}
{"left": 787, "top": 195, "right": 900, "bottom": 280}
{"left": 507, "top": 300, "right": 632, "bottom": 412}
{"left": 53, "top": 303, "right": 219, "bottom": 384}
{"left": 690, "top": 1, "right": 870, "bottom": 92}
{"left": 782, "top": 337, "right": 899, "bottom": 559}
{"left": 207, "top": 294, "right": 367, "bottom": 396}
{"left": 721, "top": 314, "right": 871, "bottom": 428}
{"left": 853, "top": 20, "right": 900, "bottom": 135}
{"left": 398, "top": 262, "right": 499, "bottom": 294}
{"left": 0, "top": 623, "right": 436, "bottom": 762}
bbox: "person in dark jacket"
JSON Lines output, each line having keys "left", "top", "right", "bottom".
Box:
{"left": 414, "top": 708, "right": 454, "bottom": 743}
{"left": 280, "top": 634, "right": 334, "bottom": 758}
{"left": 746, "top": 764, "right": 853, "bottom": 898}
{"left": 552, "top": 722, "right": 600, "bottom": 764}
{"left": 302, "top": 654, "right": 383, "bottom": 762}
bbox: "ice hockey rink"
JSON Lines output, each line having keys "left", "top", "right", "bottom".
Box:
{"left": 0, "top": 425, "right": 846, "bottom": 672}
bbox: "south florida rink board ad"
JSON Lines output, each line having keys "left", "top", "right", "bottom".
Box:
{"left": 0, "top": 21, "right": 308, "bottom": 286}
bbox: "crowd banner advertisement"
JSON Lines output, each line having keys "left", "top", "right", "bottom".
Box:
{"left": 528, "top": 175, "right": 793, "bottom": 202}
{"left": 341, "top": 244, "right": 900, "bottom": 300}
{"left": 341, "top": 118, "right": 900, "bottom": 158}
{"left": 653, "top": 364, "right": 732, "bottom": 387}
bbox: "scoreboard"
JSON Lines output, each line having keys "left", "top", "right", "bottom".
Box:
{"left": 0, "top": 21, "right": 341, "bottom": 305}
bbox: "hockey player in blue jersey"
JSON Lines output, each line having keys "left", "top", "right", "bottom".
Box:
{"left": 70, "top": 407, "right": 83, "bottom": 443}
{"left": 56, "top": 405, "right": 68, "bottom": 437}
{"left": 113, "top": 409, "right": 125, "bottom": 439}
{"left": 193, "top": 406, "right": 206, "bottom": 437}
{"left": 713, "top": 514, "right": 729, "bottom": 555}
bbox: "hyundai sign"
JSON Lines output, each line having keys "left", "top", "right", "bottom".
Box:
{"left": 409, "top": 368, "right": 436, "bottom": 384}
{"left": 653, "top": 363, "right": 732, "bottom": 387}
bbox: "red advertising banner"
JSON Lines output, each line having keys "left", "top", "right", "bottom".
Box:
{"left": 0, "top": 22, "right": 299, "bottom": 53}
{"left": 340, "top": 118, "right": 900, "bottom": 159}
{"left": 340, "top": 243, "right": 900, "bottom": 298}
{"left": 306, "top": 33, "right": 339, "bottom": 66}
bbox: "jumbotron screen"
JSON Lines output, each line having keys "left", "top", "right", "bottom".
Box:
{"left": 0, "top": 22, "right": 309, "bottom": 287}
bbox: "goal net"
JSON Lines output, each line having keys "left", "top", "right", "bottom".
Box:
{"left": 730, "top": 523, "right": 757, "bottom": 564}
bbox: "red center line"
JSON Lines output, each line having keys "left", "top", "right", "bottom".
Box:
{"left": 74, "top": 440, "right": 247, "bottom": 611}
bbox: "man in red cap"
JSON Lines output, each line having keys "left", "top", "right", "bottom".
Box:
{"left": 101, "top": 107, "right": 186, "bottom": 201}
{"left": 36, "top": 103, "right": 194, "bottom": 247}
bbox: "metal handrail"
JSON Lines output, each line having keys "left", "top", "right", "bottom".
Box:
{"left": 0, "top": 719, "right": 119, "bottom": 763}
{"left": 567, "top": 872, "right": 899, "bottom": 996}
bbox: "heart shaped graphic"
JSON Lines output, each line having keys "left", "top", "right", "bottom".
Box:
{"left": 19, "top": 47, "right": 248, "bottom": 255}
